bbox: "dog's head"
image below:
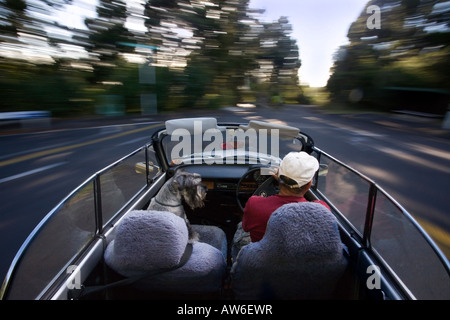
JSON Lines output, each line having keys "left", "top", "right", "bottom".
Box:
{"left": 172, "top": 170, "right": 207, "bottom": 210}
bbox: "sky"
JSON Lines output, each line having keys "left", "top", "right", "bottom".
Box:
{"left": 249, "top": 0, "right": 370, "bottom": 87}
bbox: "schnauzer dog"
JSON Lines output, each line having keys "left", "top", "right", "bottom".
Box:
{"left": 147, "top": 170, "right": 207, "bottom": 242}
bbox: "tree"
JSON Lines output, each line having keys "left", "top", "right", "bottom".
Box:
{"left": 0, "top": 0, "right": 76, "bottom": 57}
{"left": 84, "top": 0, "right": 135, "bottom": 84}
{"left": 327, "top": 0, "right": 450, "bottom": 110}
{"left": 142, "top": 0, "right": 301, "bottom": 108}
{"left": 257, "top": 17, "right": 301, "bottom": 103}
{"left": 0, "top": 0, "right": 28, "bottom": 43}
{"left": 0, "top": 0, "right": 303, "bottom": 114}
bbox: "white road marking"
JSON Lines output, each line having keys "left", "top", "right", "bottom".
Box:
{"left": 0, "top": 161, "right": 66, "bottom": 184}
{"left": 116, "top": 136, "right": 149, "bottom": 146}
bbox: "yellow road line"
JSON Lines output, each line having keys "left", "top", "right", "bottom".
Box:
{"left": 0, "top": 123, "right": 162, "bottom": 167}
{"left": 416, "top": 217, "right": 450, "bottom": 259}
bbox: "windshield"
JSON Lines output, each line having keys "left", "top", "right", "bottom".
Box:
{"left": 160, "top": 124, "right": 304, "bottom": 167}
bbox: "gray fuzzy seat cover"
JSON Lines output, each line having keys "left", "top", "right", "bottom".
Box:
{"left": 192, "top": 224, "right": 228, "bottom": 258}
{"left": 104, "top": 210, "right": 227, "bottom": 294}
{"left": 231, "top": 202, "right": 348, "bottom": 299}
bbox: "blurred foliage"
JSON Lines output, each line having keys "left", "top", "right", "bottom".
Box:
{"left": 327, "top": 0, "right": 450, "bottom": 114}
{"left": 0, "top": 0, "right": 304, "bottom": 116}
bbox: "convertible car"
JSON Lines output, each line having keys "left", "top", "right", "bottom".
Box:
{"left": 1, "top": 117, "right": 449, "bottom": 300}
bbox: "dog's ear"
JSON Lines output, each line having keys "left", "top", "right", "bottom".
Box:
{"left": 169, "top": 169, "right": 183, "bottom": 188}
{"left": 173, "top": 172, "right": 187, "bottom": 191}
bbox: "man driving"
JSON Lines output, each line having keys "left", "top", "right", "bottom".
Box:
{"left": 242, "top": 151, "right": 330, "bottom": 242}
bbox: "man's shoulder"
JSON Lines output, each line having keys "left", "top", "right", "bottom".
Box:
{"left": 248, "top": 195, "right": 330, "bottom": 210}
{"left": 247, "top": 194, "right": 279, "bottom": 204}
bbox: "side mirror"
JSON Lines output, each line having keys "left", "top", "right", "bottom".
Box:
{"left": 319, "top": 164, "right": 328, "bottom": 176}
{"left": 135, "top": 161, "right": 160, "bottom": 175}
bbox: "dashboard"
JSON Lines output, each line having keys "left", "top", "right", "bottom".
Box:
{"left": 181, "top": 164, "right": 268, "bottom": 192}
{"left": 179, "top": 164, "right": 270, "bottom": 240}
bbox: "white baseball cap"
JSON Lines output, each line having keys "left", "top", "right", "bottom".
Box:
{"left": 278, "top": 152, "right": 319, "bottom": 188}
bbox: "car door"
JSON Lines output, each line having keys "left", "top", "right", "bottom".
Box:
{"left": 313, "top": 149, "right": 450, "bottom": 300}
{"left": 1, "top": 143, "right": 163, "bottom": 300}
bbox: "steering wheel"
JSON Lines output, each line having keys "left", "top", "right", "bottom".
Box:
{"left": 236, "top": 166, "right": 278, "bottom": 212}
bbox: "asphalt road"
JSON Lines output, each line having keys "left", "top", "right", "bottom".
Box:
{"left": 1, "top": 104, "right": 449, "bottom": 288}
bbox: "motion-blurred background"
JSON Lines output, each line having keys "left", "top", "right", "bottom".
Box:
{"left": 1, "top": 0, "right": 448, "bottom": 118}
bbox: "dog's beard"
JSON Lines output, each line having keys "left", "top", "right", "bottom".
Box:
{"left": 182, "top": 184, "right": 206, "bottom": 210}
